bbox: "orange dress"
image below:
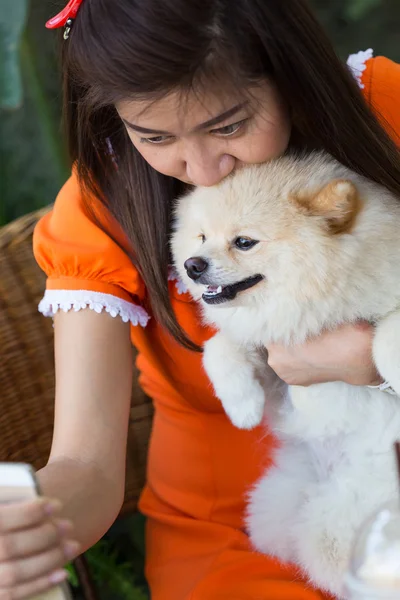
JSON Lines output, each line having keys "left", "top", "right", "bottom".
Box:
{"left": 33, "top": 53, "right": 400, "bottom": 600}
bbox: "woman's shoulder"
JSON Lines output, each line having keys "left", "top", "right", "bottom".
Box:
{"left": 348, "top": 49, "right": 400, "bottom": 144}
{"left": 33, "top": 170, "right": 149, "bottom": 327}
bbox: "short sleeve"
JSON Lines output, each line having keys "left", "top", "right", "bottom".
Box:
{"left": 362, "top": 54, "right": 400, "bottom": 145}
{"left": 33, "top": 172, "right": 150, "bottom": 327}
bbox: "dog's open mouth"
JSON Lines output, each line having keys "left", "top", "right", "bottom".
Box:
{"left": 202, "top": 274, "right": 264, "bottom": 305}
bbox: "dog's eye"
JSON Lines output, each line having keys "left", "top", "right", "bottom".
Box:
{"left": 234, "top": 237, "right": 259, "bottom": 251}
{"left": 199, "top": 234, "right": 206, "bottom": 243}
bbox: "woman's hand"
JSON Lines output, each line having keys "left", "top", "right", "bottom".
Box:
{"left": 267, "top": 322, "right": 381, "bottom": 387}
{"left": 0, "top": 497, "right": 79, "bottom": 599}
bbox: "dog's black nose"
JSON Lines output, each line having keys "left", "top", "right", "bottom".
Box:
{"left": 184, "top": 257, "right": 208, "bottom": 281}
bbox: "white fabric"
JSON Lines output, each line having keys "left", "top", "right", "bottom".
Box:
{"left": 347, "top": 48, "right": 374, "bottom": 88}
{"left": 38, "top": 289, "right": 150, "bottom": 327}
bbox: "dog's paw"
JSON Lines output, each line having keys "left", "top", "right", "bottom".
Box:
{"left": 226, "top": 402, "right": 265, "bottom": 430}
{"left": 221, "top": 380, "right": 266, "bottom": 429}
{"left": 295, "top": 528, "right": 350, "bottom": 598}
{"left": 293, "top": 487, "right": 358, "bottom": 598}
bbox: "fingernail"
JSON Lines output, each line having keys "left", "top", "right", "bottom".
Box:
{"left": 49, "top": 569, "right": 68, "bottom": 584}
{"left": 63, "top": 540, "right": 80, "bottom": 559}
{"left": 56, "top": 519, "right": 73, "bottom": 535}
{"left": 43, "top": 499, "right": 62, "bottom": 516}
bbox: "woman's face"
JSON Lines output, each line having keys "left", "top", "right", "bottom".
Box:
{"left": 117, "top": 80, "right": 291, "bottom": 187}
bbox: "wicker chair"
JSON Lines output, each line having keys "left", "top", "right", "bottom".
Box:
{"left": 0, "top": 208, "right": 154, "bottom": 599}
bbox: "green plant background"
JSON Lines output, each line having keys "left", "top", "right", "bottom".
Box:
{"left": 1, "top": 0, "right": 399, "bottom": 597}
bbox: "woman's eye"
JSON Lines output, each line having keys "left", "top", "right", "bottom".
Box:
{"left": 234, "top": 237, "right": 259, "bottom": 251}
{"left": 211, "top": 119, "right": 247, "bottom": 137}
{"left": 140, "top": 135, "right": 173, "bottom": 145}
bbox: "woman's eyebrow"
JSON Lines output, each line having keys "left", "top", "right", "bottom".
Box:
{"left": 122, "top": 102, "right": 248, "bottom": 136}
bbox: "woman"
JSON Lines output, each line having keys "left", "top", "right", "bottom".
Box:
{"left": 1, "top": 0, "right": 400, "bottom": 598}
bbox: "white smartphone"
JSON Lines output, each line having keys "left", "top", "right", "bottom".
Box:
{"left": 0, "top": 463, "right": 73, "bottom": 600}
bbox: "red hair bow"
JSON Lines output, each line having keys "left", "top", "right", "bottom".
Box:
{"left": 46, "top": 0, "right": 84, "bottom": 30}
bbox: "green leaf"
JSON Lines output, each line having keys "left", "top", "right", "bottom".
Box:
{"left": 85, "top": 540, "right": 149, "bottom": 599}
{"left": 65, "top": 563, "right": 79, "bottom": 588}
{"left": 0, "top": 0, "right": 29, "bottom": 109}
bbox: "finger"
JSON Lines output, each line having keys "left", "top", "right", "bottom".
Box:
{"left": 2, "top": 568, "right": 68, "bottom": 600}
{"left": 0, "top": 519, "right": 74, "bottom": 561}
{"left": 0, "top": 499, "right": 61, "bottom": 533}
{"left": 0, "top": 540, "right": 80, "bottom": 587}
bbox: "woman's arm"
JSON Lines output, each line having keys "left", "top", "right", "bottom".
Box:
{"left": 37, "top": 309, "right": 133, "bottom": 551}
{"left": 266, "top": 322, "right": 380, "bottom": 386}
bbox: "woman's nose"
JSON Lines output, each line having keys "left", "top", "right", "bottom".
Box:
{"left": 186, "top": 152, "right": 235, "bottom": 187}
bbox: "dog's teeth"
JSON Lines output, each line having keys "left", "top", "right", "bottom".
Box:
{"left": 204, "top": 284, "right": 222, "bottom": 297}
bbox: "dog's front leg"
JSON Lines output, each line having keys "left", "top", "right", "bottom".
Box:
{"left": 203, "top": 333, "right": 266, "bottom": 429}
{"left": 373, "top": 311, "right": 400, "bottom": 396}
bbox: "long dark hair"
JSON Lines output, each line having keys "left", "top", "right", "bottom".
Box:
{"left": 60, "top": 0, "right": 400, "bottom": 350}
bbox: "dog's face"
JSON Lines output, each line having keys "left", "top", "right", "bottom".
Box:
{"left": 171, "top": 153, "right": 362, "bottom": 308}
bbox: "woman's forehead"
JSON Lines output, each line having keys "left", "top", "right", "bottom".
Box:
{"left": 116, "top": 83, "right": 266, "bottom": 134}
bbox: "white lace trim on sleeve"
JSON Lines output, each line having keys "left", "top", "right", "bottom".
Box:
{"left": 38, "top": 290, "right": 150, "bottom": 327}
{"left": 347, "top": 48, "right": 374, "bottom": 88}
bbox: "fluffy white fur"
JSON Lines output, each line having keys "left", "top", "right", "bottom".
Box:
{"left": 171, "top": 152, "right": 400, "bottom": 598}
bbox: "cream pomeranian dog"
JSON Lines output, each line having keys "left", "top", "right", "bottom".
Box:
{"left": 171, "top": 151, "right": 400, "bottom": 598}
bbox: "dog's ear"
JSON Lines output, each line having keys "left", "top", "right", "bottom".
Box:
{"left": 293, "top": 179, "right": 361, "bottom": 234}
